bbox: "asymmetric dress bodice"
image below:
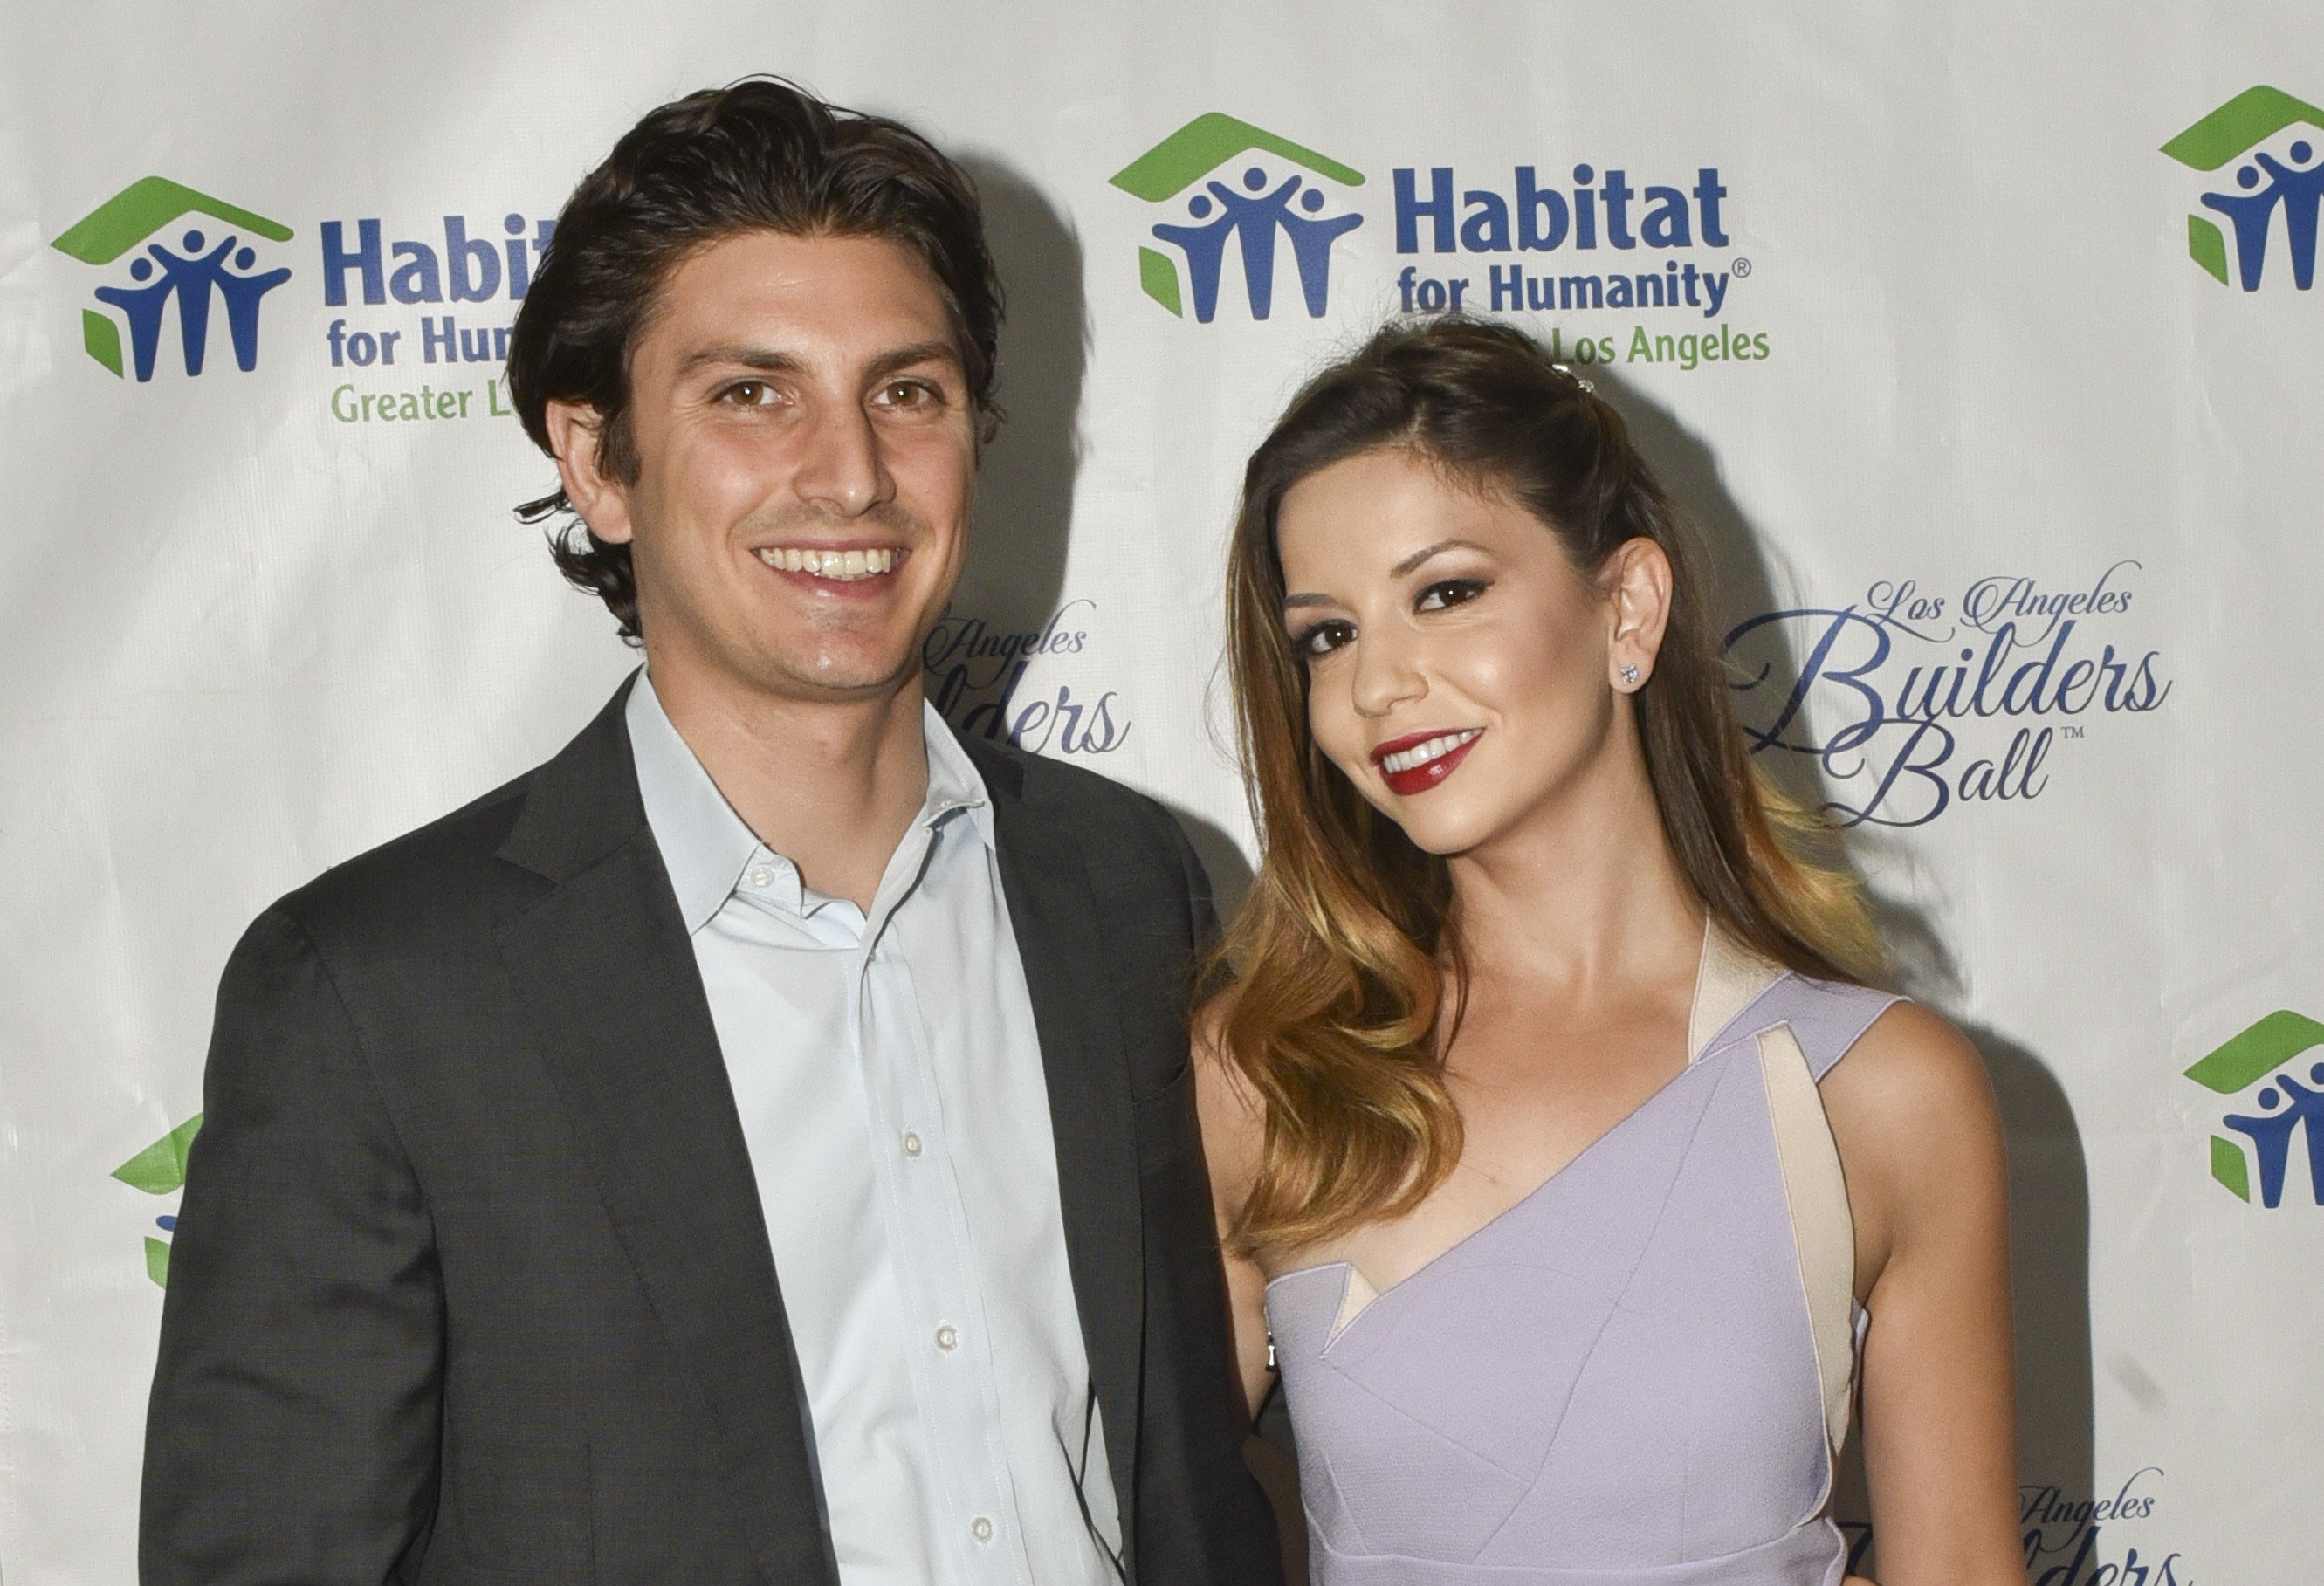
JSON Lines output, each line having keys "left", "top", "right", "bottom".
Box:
{"left": 1264, "top": 934, "right": 1899, "bottom": 1584}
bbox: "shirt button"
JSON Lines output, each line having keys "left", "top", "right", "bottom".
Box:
{"left": 902, "top": 1130, "right": 923, "bottom": 1157}
{"left": 748, "top": 866, "right": 774, "bottom": 888}
{"left": 935, "top": 1324, "right": 959, "bottom": 1353}
{"left": 970, "top": 1516, "right": 994, "bottom": 1543}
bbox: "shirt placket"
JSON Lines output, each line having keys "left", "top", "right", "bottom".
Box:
{"left": 856, "top": 820, "right": 1032, "bottom": 1586}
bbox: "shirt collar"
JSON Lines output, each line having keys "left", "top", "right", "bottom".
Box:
{"left": 920, "top": 694, "right": 994, "bottom": 848}
{"left": 626, "top": 669, "right": 993, "bottom": 936}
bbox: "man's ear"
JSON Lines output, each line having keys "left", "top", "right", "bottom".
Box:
{"left": 1605, "top": 536, "right": 1675, "bottom": 691}
{"left": 545, "top": 401, "right": 635, "bottom": 545}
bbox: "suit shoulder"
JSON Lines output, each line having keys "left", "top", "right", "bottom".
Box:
{"left": 270, "top": 767, "right": 542, "bottom": 950}
{"left": 971, "top": 737, "right": 1186, "bottom": 856}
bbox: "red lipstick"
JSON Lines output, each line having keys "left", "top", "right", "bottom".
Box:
{"left": 1370, "top": 728, "right": 1484, "bottom": 796}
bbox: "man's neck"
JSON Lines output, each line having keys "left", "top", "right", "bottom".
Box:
{"left": 645, "top": 659, "right": 932, "bottom": 911}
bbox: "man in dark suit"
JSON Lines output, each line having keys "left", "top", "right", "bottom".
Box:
{"left": 141, "top": 79, "right": 1280, "bottom": 1586}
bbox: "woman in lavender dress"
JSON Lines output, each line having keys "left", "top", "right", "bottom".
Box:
{"left": 1195, "top": 319, "right": 2020, "bottom": 1585}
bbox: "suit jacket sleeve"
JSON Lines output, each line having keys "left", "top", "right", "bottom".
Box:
{"left": 142, "top": 905, "right": 443, "bottom": 1584}
{"left": 1167, "top": 817, "right": 1222, "bottom": 959}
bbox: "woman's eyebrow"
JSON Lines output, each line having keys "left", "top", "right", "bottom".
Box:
{"left": 1391, "top": 538, "right": 1489, "bottom": 577}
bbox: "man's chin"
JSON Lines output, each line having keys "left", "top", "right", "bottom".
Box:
{"left": 754, "top": 649, "right": 925, "bottom": 706}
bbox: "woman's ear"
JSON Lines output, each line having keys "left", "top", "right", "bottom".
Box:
{"left": 545, "top": 401, "right": 636, "bottom": 545}
{"left": 1605, "top": 537, "right": 1674, "bottom": 692}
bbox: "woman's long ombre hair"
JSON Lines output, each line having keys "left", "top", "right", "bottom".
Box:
{"left": 1212, "top": 316, "right": 1881, "bottom": 1257}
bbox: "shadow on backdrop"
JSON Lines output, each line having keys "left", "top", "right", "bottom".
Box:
{"left": 952, "top": 155, "right": 1079, "bottom": 637}
{"left": 954, "top": 154, "right": 1258, "bottom": 912}
{"left": 1608, "top": 368, "right": 2095, "bottom": 1562}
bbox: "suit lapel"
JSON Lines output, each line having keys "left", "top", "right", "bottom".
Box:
{"left": 983, "top": 754, "right": 1148, "bottom": 1549}
{"left": 496, "top": 686, "right": 835, "bottom": 1585}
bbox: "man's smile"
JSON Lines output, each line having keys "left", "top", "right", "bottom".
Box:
{"left": 753, "top": 544, "right": 908, "bottom": 585}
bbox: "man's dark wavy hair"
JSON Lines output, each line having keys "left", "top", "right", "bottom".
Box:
{"left": 505, "top": 77, "right": 1004, "bottom": 642}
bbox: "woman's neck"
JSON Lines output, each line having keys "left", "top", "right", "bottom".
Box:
{"left": 1445, "top": 743, "right": 1703, "bottom": 1003}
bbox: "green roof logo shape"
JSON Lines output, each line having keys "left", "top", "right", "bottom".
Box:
{"left": 2184, "top": 1012, "right": 2324, "bottom": 1206}
{"left": 52, "top": 177, "right": 292, "bottom": 265}
{"left": 2160, "top": 86, "right": 2324, "bottom": 172}
{"left": 1110, "top": 113, "right": 1364, "bottom": 203}
{"left": 52, "top": 177, "right": 294, "bottom": 380}
{"left": 1110, "top": 113, "right": 1365, "bottom": 322}
{"left": 114, "top": 1113, "right": 203, "bottom": 1287}
{"left": 2159, "top": 87, "right": 2324, "bottom": 289}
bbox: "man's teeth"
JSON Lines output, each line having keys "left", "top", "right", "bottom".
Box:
{"left": 756, "top": 546, "right": 897, "bottom": 580}
{"left": 1382, "top": 730, "right": 1482, "bottom": 774}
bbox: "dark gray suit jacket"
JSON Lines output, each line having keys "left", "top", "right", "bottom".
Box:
{"left": 141, "top": 683, "right": 1280, "bottom": 1585}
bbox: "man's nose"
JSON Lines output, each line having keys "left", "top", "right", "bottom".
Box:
{"left": 791, "top": 400, "right": 893, "bottom": 518}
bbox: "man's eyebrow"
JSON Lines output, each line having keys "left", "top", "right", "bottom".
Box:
{"left": 863, "top": 340, "right": 964, "bottom": 381}
{"left": 672, "top": 340, "right": 964, "bottom": 382}
{"left": 1390, "top": 539, "right": 1489, "bottom": 577}
{"left": 675, "top": 344, "right": 807, "bottom": 379}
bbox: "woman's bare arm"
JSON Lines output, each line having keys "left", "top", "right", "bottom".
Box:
{"left": 1193, "top": 1004, "right": 1275, "bottom": 1423}
{"left": 1822, "top": 1001, "right": 2021, "bottom": 1586}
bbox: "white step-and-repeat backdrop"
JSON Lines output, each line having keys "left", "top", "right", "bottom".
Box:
{"left": 4, "top": 3, "right": 2319, "bottom": 1580}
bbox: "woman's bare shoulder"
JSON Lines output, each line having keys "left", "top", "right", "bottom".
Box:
{"left": 1820, "top": 1000, "right": 1998, "bottom": 1145}
{"left": 1820, "top": 999, "right": 2007, "bottom": 1253}
{"left": 1825, "top": 1000, "right": 1992, "bottom": 1116}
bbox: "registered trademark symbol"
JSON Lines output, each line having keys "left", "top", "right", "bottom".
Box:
{"left": 1730, "top": 257, "right": 1752, "bottom": 278}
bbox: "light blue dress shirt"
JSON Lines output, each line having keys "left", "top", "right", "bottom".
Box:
{"left": 625, "top": 674, "right": 1122, "bottom": 1586}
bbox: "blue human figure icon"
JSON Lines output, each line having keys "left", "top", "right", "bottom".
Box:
{"left": 2252, "top": 140, "right": 2324, "bottom": 289}
{"left": 2224, "top": 1081, "right": 2308, "bottom": 1207}
{"left": 2267, "top": 1064, "right": 2324, "bottom": 1204}
{"left": 1281, "top": 184, "right": 1364, "bottom": 317}
{"left": 2200, "top": 164, "right": 2285, "bottom": 291}
{"left": 91, "top": 255, "right": 182, "bottom": 381}
{"left": 1200, "top": 167, "right": 1306, "bottom": 319}
{"left": 216, "top": 244, "right": 292, "bottom": 371}
{"left": 1150, "top": 191, "right": 1241, "bottom": 323}
{"left": 141, "top": 229, "right": 242, "bottom": 374}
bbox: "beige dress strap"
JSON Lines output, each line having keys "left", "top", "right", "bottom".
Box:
{"left": 1688, "top": 919, "right": 1783, "bottom": 1062}
{"left": 1757, "top": 1022, "right": 1858, "bottom": 1459}
{"left": 1693, "top": 920, "right": 1860, "bottom": 1459}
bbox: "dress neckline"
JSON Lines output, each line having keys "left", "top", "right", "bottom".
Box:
{"left": 1263, "top": 923, "right": 1785, "bottom": 1324}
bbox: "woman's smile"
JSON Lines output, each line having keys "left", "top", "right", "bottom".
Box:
{"left": 1372, "top": 728, "right": 1485, "bottom": 794}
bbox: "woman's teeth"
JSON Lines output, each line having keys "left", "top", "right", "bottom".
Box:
{"left": 1381, "top": 730, "right": 1482, "bottom": 773}
{"left": 756, "top": 546, "right": 896, "bottom": 580}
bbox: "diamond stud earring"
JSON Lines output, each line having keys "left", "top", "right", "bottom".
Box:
{"left": 1619, "top": 663, "right": 1641, "bottom": 685}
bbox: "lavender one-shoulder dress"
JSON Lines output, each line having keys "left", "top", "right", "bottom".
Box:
{"left": 1265, "top": 932, "right": 1900, "bottom": 1584}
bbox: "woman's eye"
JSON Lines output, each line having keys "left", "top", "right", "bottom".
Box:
{"left": 1296, "top": 620, "right": 1356, "bottom": 658}
{"left": 1416, "top": 578, "right": 1488, "bottom": 613}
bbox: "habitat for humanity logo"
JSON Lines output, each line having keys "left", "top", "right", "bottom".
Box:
{"left": 2184, "top": 1011, "right": 2324, "bottom": 1207}
{"left": 1107, "top": 113, "right": 1756, "bottom": 371}
{"left": 52, "top": 178, "right": 293, "bottom": 380}
{"left": 113, "top": 1115, "right": 203, "bottom": 1287}
{"left": 2162, "top": 85, "right": 2324, "bottom": 291}
{"left": 1110, "top": 113, "right": 1365, "bottom": 322}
